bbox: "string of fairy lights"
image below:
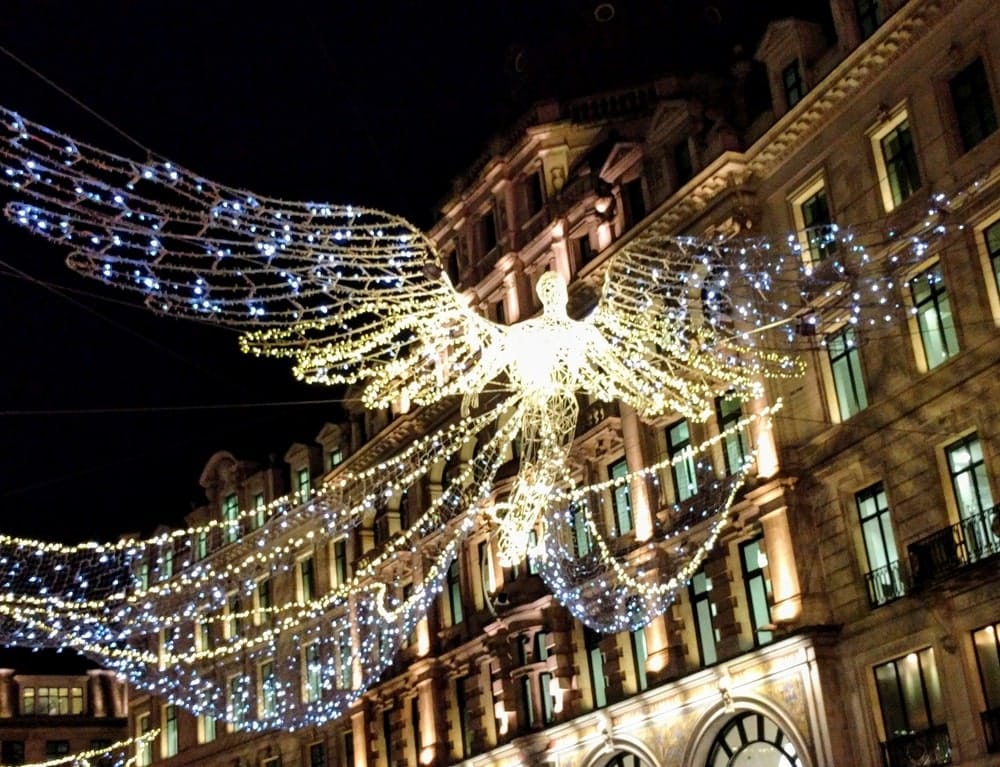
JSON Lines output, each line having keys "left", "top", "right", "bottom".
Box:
{"left": 0, "top": 101, "right": 976, "bottom": 732}
{"left": 0, "top": 730, "right": 160, "bottom": 767}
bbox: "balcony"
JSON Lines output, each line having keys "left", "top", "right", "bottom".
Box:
{"left": 983, "top": 707, "right": 1000, "bottom": 753}
{"left": 881, "top": 724, "right": 952, "bottom": 767}
{"left": 864, "top": 561, "right": 907, "bottom": 608}
{"left": 907, "top": 505, "right": 1000, "bottom": 589}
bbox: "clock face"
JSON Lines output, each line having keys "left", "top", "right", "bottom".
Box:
{"left": 707, "top": 712, "right": 803, "bottom": 767}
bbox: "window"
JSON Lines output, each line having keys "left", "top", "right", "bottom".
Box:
{"left": 609, "top": 458, "right": 634, "bottom": 535}
{"left": 740, "top": 536, "right": 773, "bottom": 646}
{"left": 138, "top": 561, "right": 149, "bottom": 590}
{"left": 950, "top": 58, "right": 997, "bottom": 153}
{"left": 782, "top": 59, "right": 806, "bottom": 108}
{"left": 946, "top": 433, "right": 997, "bottom": 560}
{"left": 824, "top": 325, "right": 869, "bottom": 419}
{"left": 455, "top": 675, "right": 473, "bottom": 757}
{"left": 623, "top": 178, "right": 646, "bottom": 228}
{"left": 303, "top": 642, "right": 323, "bottom": 702}
{"left": 411, "top": 697, "right": 422, "bottom": 758}
{"left": 520, "top": 676, "right": 536, "bottom": 729}
{"left": 255, "top": 577, "right": 273, "bottom": 625}
{"left": 795, "top": 183, "right": 837, "bottom": 264}
{"left": 973, "top": 621, "right": 1000, "bottom": 752}
{"left": 874, "top": 649, "right": 951, "bottom": 766}
{"left": 21, "top": 686, "right": 83, "bottom": 715}
{"left": 478, "top": 540, "right": 496, "bottom": 595}
{"left": 337, "top": 631, "right": 353, "bottom": 690}
{"left": 575, "top": 233, "right": 595, "bottom": 267}
{"left": 667, "top": 420, "right": 698, "bottom": 502}
{"left": 226, "top": 593, "right": 244, "bottom": 638}
{"left": 571, "top": 501, "right": 593, "bottom": 556}
{"left": 45, "top": 742, "right": 70, "bottom": 758}
{"left": 707, "top": 712, "right": 802, "bottom": 767}
{"left": 195, "top": 528, "right": 209, "bottom": 560}
{"left": 197, "top": 713, "right": 216, "bottom": 743}
{"left": 584, "top": 626, "right": 607, "bottom": 708}
{"left": 525, "top": 171, "right": 545, "bottom": 219}
{"left": 259, "top": 659, "right": 277, "bottom": 719}
{"left": 228, "top": 674, "right": 248, "bottom": 730}
{"left": 630, "top": 627, "right": 648, "bottom": 691}
{"left": 872, "top": 111, "right": 921, "bottom": 210}
{"left": 382, "top": 709, "right": 395, "bottom": 767}
{"left": 534, "top": 631, "right": 550, "bottom": 661}
{"left": 222, "top": 493, "right": 239, "bottom": 544}
{"left": 986, "top": 220, "right": 1000, "bottom": 296}
{"left": 159, "top": 546, "right": 174, "bottom": 581}
{"left": 197, "top": 619, "right": 212, "bottom": 652}
{"left": 135, "top": 712, "right": 152, "bottom": 767}
{"left": 690, "top": 567, "right": 720, "bottom": 665}
{"left": 299, "top": 555, "right": 316, "bottom": 603}
{"left": 328, "top": 447, "right": 344, "bottom": 470}
{"left": 163, "top": 704, "right": 178, "bottom": 757}
{"left": 480, "top": 208, "right": 498, "bottom": 255}
{"left": 447, "top": 558, "right": 464, "bottom": 626}
{"left": 343, "top": 732, "right": 355, "bottom": 767}
{"left": 857, "top": 484, "right": 904, "bottom": 607}
{"left": 909, "top": 265, "right": 958, "bottom": 369}
{"left": 716, "top": 395, "right": 748, "bottom": 475}
{"left": 331, "top": 538, "right": 348, "bottom": 588}
{"left": 297, "top": 467, "right": 311, "bottom": 499}
{"left": 309, "top": 743, "right": 327, "bottom": 767}
{"left": 252, "top": 492, "right": 266, "bottom": 529}
{"left": 673, "top": 138, "right": 693, "bottom": 186}
{"left": 856, "top": 0, "right": 883, "bottom": 39}
{"left": 1, "top": 741, "right": 24, "bottom": 766}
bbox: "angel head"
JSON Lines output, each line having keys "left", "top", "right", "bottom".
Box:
{"left": 536, "top": 270, "right": 569, "bottom": 315}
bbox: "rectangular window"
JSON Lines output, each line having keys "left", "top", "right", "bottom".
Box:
{"left": 571, "top": 501, "right": 593, "bottom": 556}
{"left": 21, "top": 687, "right": 83, "bottom": 716}
{"left": 525, "top": 171, "right": 545, "bottom": 219}
{"left": 309, "top": 743, "right": 327, "bottom": 767}
{"left": 338, "top": 632, "right": 353, "bottom": 690}
{"left": 252, "top": 492, "right": 266, "bottom": 529}
{"left": 447, "top": 558, "right": 464, "bottom": 625}
{"left": 1, "top": 741, "right": 25, "bottom": 766}
{"left": 540, "top": 672, "right": 556, "bottom": 724}
{"left": 950, "top": 58, "right": 997, "bottom": 153}
{"left": 455, "top": 675, "right": 473, "bottom": 757}
{"left": 946, "top": 433, "right": 998, "bottom": 562}
{"left": 973, "top": 622, "right": 1000, "bottom": 752}
{"left": 874, "top": 649, "right": 950, "bottom": 764}
{"left": 331, "top": 538, "right": 349, "bottom": 588}
{"left": 222, "top": 493, "right": 239, "bottom": 544}
{"left": 826, "top": 325, "right": 868, "bottom": 419}
{"left": 585, "top": 626, "right": 607, "bottom": 708}
{"left": 328, "top": 447, "right": 344, "bottom": 470}
{"left": 782, "top": 59, "right": 806, "bottom": 108}
{"left": 856, "top": 483, "right": 904, "bottom": 607}
{"left": 667, "top": 420, "right": 698, "bottom": 501}
{"left": 197, "top": 619, "right": 212, "bottom": 652}
{"left": 297, "top": 467, "right": 311, "bottom": 499}
{"left": 481, "top": 208, "right": 498, "bottom": 255}
{"left": 673, "top": 139, "right": 693, "bottom": 186}
{"left": 876, "top": 115, "right": 922, "bottom": 209}
{"left": 690, "top": 568, "right": 720, "bottom": 665}
{"left": 343, "top": 733, "right": 355, "bottom": 767}
{"left": 228, "top": 674, "right": 248, "bottom": 730}
{"left": 411, "top": 697, "right": 422, "bottom": 757}
{"left": 631, "top": 628, "right": 648, "bottom": 691}
{"left": 159, "top": 546, "right": 173, "bottom": 581}
{"left": 575, "top": 233, "right": 595, "bottom": 267}
{"left": 195, "top": 528, "right": 209, "bottom": 560}
{"left": 299, "top": 556, "right": 316, "bottom": 603}
{"left": 856, "top": 0, "right": 883, "bottom": 39}
{"left": 255, "top": 577, "right": 273, "bottom": 626}
{"left": 382, "top": 709, "right": 395, "bottom": 767}
{"left": 910, "top": 265, "right": 959, "bottom": 369}
{"left": 163, "top": 704, "right": 178, "bottom": 757}
{"left": 798, "top": 186, "right": 837, "bottom": 263}
{"left": 304, "top": 642, "right": 322, "bottom": 703}
{"left": 226, "top": 593, "right": 243, "bottom": 638}
{"left": 716, "top": 395, "right": 748, "bottom": 475}
{"left": 198, "top": 713, "right": 216, "bottom": 743}
{"left": 45, "top": 742, "right": 69, "bottom": 758}
{"left": 136, "top": 712, "right": 152, "bottom": 767}
{"left": 259, "top": 660, "right": 277, "bottom": 719}
{"left": 609, "top": 458, "right": 634, "bottom": 535}
{"left": 521, "top": 676, "right": 536, "bottom": 729}
{"left": 20, "top": 688, "right": 33, "bottom": 715}
{"left": 740, "top": 536, "right": 773, "bottom": 647}
{"left": 986, "top": 220, "right": 1000, "bottom": 296}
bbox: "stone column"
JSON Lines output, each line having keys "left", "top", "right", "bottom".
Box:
{"left": 87, "top": 670, "right": 106, "bottom": 717}
{"left": 621, "top": 403, "right": 654, "bottom": 541}
{"left": 0, "top": 669, "right": 15, "bottom": 717}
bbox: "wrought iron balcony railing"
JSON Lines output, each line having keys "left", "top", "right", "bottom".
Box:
{"left": 881, "top": 724, "right": 952, "bottom": 767}
{"left": 982, "top": 707, "right": 1000, "bottom": 753}
{"left": 907, "top": 505, "right": 1000, "bottom": 589}
{"left": 864, "top": 560, "right": 907, "bottom": 607}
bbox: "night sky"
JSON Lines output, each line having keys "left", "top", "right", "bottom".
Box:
{"left": 0, "top": 1, "right": 831, "bottom": 545}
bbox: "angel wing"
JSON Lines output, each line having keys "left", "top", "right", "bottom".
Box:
{"left": 0, "top": 106, "right": 500, "bottom": 409}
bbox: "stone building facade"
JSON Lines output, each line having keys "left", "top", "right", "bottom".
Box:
{"left": 124, "top": 1, "right": 1000, "bottom": 766}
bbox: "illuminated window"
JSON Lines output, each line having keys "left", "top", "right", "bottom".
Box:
{"left": 793, "top": 181, "right": 837, "bottom": 264}
{"left": 667, "top": 420, "right": 698, "bottom": 501}
{"left": 21, "top": 687, "right": 83, "bottom": 716}
{"left": 163, "top": 704, "right": 178, "bottom": 757}
{"left": 826, "top": 325, "right": 868, "bottom": 419}
{"left": 874, "top": 649, "right": 950, "bottom": 766}
{"left": 707, "top": 712, "right": 802, "bottom": 767}
{"left": 872, "top": 110, "right": 922, "bottom": 210}
{"left": 227, "top": 674, "right": 248, "bottom": 731}
{"left": 856, "top": 484, "right": 903, "bottom": 607}
{"left": 609, "top": 458, "right": 634, "bottom": 535}
{"left": 856, "top": 0, "right": 883, "bottom": 39}
{"left": 222, "top": 493, "right": 239, "bottom": 544}
{"left": 337, "top": 632, "right": 353, "bottom": 690}
{"left": 571, "top": 501, "right": 593, "bottom": 556}
{"left": 782, "top": 59, "right": 806, "bottom": 108}
{"left": 226, "top": 593, "right": 243, "bottom": 638}
{"left": 255, "top": 577, "right": 273, "bottom": 626}
{"left": 716, "top": 395, "right": 748, "bottom": 475}
{"left": 328, "top": 447, "right": 344, "bottom": 470}
{"left": 631, "top": 627, "right": 648, "bottom": 691}
{"left": 196, "top": 619, "right": 212, "bottom": 652}
{"left": 740, "top": 536, "right": 773, "bottom": 647}
{"left": 584, "top": 626, "right": 607, "bottom": 708}
{"left": 909, "top": 265, "right": 958, "bottom": 369}
{"left": 521, "top": 676, "right": 536, "bottom": 729}
{"left": 252, "top": 492, "right": 266, "bottom": 529}
{"left": 690, "top": 567, "right": 720, "bottom": 665}
{"left": 158, "top": 546, "right": 173, "bottom": 581}
{"left": 259, "top": 659, "right": 277, "bottom": 719}
{"left": 197, "top": 713, "right": 216, "bottom": 743}
{"left": 195, "top": 529, "right": 208, "bottom": 560}
{"left": 950, "top": 58, "right": 997, "bottom": 153}
{"left": 135, "top": 712, "right": 152, "bottom": 767}
{"left": 299, "top": 556, "right": 316, "bottom": 603}
{"left": 447, "top": 558, "right": 464, "bottom": 626}
{"left": 297, "top": 467, "right": 311, "bottom": 499}
{"left": 946, "top": 433, "right": 998, "bottom": 562}
{"left": 973, "top": 622, "right": 1000, "bottom": 752}
{"left": 303, "top": 642, "right": 322, "bottom": 703}
{"left": 331, "top": 538, "right": 348, "bottom": 588}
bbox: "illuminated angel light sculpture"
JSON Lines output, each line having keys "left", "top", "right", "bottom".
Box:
{"left": 0, "top": 105, "right": 953, "bottom": 731}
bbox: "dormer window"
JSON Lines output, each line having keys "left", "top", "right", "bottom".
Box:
{"left": 782, "top": 60, "right": 806, "bottom": 109}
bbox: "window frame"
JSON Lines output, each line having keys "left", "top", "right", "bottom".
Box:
{"left": 855, "top": 483, "right": 904, "bottom": 607}
{"left": 608, "top": 457, "right": 634, "bottom": 536}
{"left": 948, "top": 56, "right": 998, "bottom": 154}
{"left": 824, "top": 323, "right": 869, "bottom": 421}
{"left": 667, "top": 419, "right": 698, "bottom": 502}
{"left": 739, "top": 536, "right": 774, "bottom": 648}
{"left": 789, "top": 173, "right": 837, "bottom": 267}
{"left": 782, "top": 58, "right": 806, "bottom": 109}
{"left": 907, "top": 262, "right": 959, "bottom": 371}
{"left": 689, "top": 567, "right": 720, "bottom": 666}
{"left": 869, "top": 105, "right": 923, "bottom": 212}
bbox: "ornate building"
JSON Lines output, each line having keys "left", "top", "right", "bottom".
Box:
{"left": 123, "top": 0, "right": 1000, "bottom": 766}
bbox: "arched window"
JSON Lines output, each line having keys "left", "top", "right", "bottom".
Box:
{"left": 707, "top": 712, "right": 802, "bottom": 767}
{"left": 603, "top": 753, "right": 645, "bottom": 767}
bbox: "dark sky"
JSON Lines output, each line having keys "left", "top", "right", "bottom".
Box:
{"left": 0, "top": 1, "right": 832, "bottom": 545}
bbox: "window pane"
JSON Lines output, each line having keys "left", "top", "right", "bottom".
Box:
{"left": 974, "top": 624, "right": 1000, "bottom": 709}
{"left": 609, "top": 459, "right": 634, "bottom": 535}
{"left": 668, "top": 420, "right": 698, "bottom": 501}
{"left": 881, "top": 120, "right": 921, "bottom": 206}
{"left": 950, "top": 58, "right": 998, "bottom": 152}
{"left": 909, "top": 266, "right": 958, "bottom": 369}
